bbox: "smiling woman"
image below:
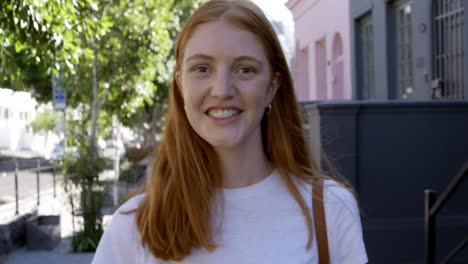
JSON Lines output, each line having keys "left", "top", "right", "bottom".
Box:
{"left": 92, "top": 1, "right": 368, "bottom": 264}
{"left": 177, "top": 19, "right": 278, "bottom": 155}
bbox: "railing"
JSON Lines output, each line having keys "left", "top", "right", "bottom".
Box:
{"left": 425, "top": 161, "right": 468, "bottom": 264}
{"left": 0, "top": 158, "right": 57, "bottom": 216}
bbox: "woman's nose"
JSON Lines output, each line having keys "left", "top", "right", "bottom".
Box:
{"left": 210, "top": 68, "right": 235, "bottom": 98}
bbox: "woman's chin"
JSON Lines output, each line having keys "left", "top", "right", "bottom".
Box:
{"left": 205, "top": 137, "right": 241, "bottom": 151}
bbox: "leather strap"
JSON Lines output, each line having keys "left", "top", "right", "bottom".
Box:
{"left": 313, "top": 179, "right": 330, "bottom": 264}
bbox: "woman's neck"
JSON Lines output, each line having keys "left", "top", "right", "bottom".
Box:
{"left": 216, "top": 141, "right": 273, "bottom": 189}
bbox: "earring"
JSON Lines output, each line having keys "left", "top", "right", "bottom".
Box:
{"left": 265, "top": 103, "right": 272, "bottom": 115}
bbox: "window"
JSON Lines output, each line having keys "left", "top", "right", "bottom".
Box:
{"left": 393, "top": 1, "right": 414, "bottom": 99}
{"left": 315, "top": 38, "right": 327, "bottom": 99}
{"left": 295, "top": 44, "right": 310, "bottom": 100}
{"left": 358, "top": 14, "right": 375, "bottom": 99}
{"left": 332, "top": 33, "right": 344, "bottom": 99}
{"left": 4, "top": 108, "right": 10, "bottom": 120}
{"left": 432, "top": 0, "right": 465, "bottom": 99}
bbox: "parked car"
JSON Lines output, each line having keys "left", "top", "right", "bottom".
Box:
{"left": 50, "top": 145, "right": 77, "bottom": 161}
{"left": 50, "top": 144, "right": 64, "bottom": 161}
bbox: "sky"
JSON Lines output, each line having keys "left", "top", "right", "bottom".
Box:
{"left": 251, "top": 0, "right": 295, "bottom": 64}
{"left": 252, "top": 0, "right": 293, "bottom": 29}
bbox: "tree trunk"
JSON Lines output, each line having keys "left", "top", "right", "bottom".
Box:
{"left": 81, "top": 44, "right": 100, "bottom": 239}
{"left": 113, "top": 115, "right": 120, "bottom": 207}
{"left": 90, "top": 46, "right": 99, "bottom": 157}
{"left": 149, "top": 104, "right": 159, "bottom": 147}
{"left": 82, "top": 179, "right": 98, "bottom": 236}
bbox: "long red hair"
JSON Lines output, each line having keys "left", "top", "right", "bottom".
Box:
{"left": 135, "top": 0, "right": 325, "bottom": 260}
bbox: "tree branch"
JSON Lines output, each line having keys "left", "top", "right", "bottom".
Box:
{"left": 97, "top": 41, "right": 126, "bottom": 110}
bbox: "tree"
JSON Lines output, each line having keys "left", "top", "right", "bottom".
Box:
{"left": 129, "top": 0, "right": 204, "bottom": 146}
{"left": 1, "top": 0, "right": 204, "bottom": 251}
{"left": 1, "top": 0, "right": 204, "bottom": 140}
{"left": 0, "top": 0, "right": 100, "bottom": 96}
{"left": 28, "top": 108, "right": 59, "bottom": 151}
{"left": 29, "top": 108, "right": 58, "bottom": 133}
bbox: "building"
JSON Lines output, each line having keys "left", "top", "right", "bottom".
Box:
{"left": 0, "top": 88, "right": 37, "bottom": 151}
{"left": 287, "top": 0, "right": 352, "bottom": 101}
{"left": 0, "top": 88, "right": 58, "bottom": 156}
{"left": 350, "top": 0, "right": 467, "bottom": 100}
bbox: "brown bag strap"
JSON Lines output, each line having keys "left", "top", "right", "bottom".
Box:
{"left": 313, "top": 179, "right": 330, "bottom": 264}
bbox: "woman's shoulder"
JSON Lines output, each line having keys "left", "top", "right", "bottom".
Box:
{"left": 321, "top": 180, "right": 360, "bottom": 219}
{"left": 104, "top": 193, "right": 146, "bottom": 233}
{"left": 323, "top": 180, "right": 356, "bottom": 204}
{"left": 296, "top": 177, "right": 360, "bottom": 222}
{"left": 117, "top": 193, "right": 146, "bottom": 213}
{"left": 103, "top": 193, "right": 146, "bottom": 234}
{"left": 321, "top": 180, "right": 368, "bottom": 263}
{"left": 92, "top": 193, "right": 147, "bottom": 263}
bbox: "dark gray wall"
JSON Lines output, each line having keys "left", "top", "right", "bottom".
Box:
{"left": 303, "top": 100, "right": 468, "bottom": 263}
{"left": 349, "top": 0, "right": 437, "bottom": 100}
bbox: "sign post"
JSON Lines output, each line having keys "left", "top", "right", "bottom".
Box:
{"left": 52, "top": 75, "right": 66, "bottom": 110}
{"left": 52, "top": 74, "right": 67, "bottom": 154}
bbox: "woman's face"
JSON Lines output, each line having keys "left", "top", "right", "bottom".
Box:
{"left": 177, "top": 20, "right": 278, "bottom": 151}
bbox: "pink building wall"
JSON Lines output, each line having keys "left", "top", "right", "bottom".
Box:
{"left": 287, "top": 0, "right": 352, "bottom": 101}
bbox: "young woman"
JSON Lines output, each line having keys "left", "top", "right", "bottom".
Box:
{"left": 92, "top": 0, "right": 368, "bottom": 263}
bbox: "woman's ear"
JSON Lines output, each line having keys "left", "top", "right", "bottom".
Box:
{"left": 267, "top": 72, "right": 280, "bottom": 103}
{"left": 175, "top": 71, "right": 182, "bottom": 89}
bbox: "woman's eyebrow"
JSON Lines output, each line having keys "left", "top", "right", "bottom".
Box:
{"left": 185, "top": 53, "right": 214, "bottom": 63}
{"left": 233, "top": 56, "right": 263, "bottom": 66}
{"left": 185, "top": 54, "right": 264, "bottom": 67}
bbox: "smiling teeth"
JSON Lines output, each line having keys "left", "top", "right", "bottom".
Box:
{"left": 208, "top": 109, "right": 240, "bottom": 119}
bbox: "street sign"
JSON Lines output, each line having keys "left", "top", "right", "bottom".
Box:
{"left": 52, "top": 75, "right": 66, "bottom": 110}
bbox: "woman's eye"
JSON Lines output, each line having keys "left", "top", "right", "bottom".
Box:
{"left": 237, "top": 67, "right": 256, "bottom": 75}
{"left": 192, "top": 66, "right": 209, "bottom": 73}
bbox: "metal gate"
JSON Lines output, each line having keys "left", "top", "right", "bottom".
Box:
{"left": 432, "top": 0, "right": 465, "bottom": 99}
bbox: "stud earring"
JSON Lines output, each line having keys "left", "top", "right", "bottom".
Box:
{"left": 265, "top": 103, "right": 272, "bottom": 115}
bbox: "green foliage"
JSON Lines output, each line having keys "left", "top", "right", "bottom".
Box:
{"left": 122, "top": 0, "right": 204, "bottom": 134}
{"left": 2, "top": 0, "right": 204, "bottom": 251}
{"left": 29, "top": 109, "right": 58, "bottom": 133}
{"left": 57, "top": 140, "right": 108, "bottom": 252}
{"left": 1, "top": 0, "right": 204, "bottom": 125}
{"left": 63, "top": 108, "right": 112, "bottom": 150}
{"left": 65, "top": 0, "right": 175, "bottom": 127}
{"left": 0, "top": 0, "right": 99, "bottom": 95}
{"left": 71, "top": 226, "right": 104, "bottom": 252}
{"left": 61, "top": 148, "right": 107, "bottom": 183}
{"left": 119, "top": 159, "right": 142, "bottom": 184}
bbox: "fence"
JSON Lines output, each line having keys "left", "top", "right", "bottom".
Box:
{"left": 425, "top": 161, "right": 468, "bottom": 264}
{"left": 0, "top": 158, "right": 57, "bottom": 220}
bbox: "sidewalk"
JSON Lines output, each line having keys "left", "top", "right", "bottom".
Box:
{"left": 0, "top": 149, "right": 43, "bottom": 160}
{"left": 1, "top": 185, "right": 96, "bottom": 264}
{"left": 0, "top": 170, "right": 130, "bottom": 264}
{"left": 4, "top": 239, "right": 94, "bottom": 264}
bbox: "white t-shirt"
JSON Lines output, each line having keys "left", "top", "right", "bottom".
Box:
{"left": 92, "top": 170, "right": 368, "bottom": 264}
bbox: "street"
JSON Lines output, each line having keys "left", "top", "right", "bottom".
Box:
{"left": 0, "top": 158, "right": 52, "bottom": 173}
{"left": 0, "top": 170, "right": 57, "bottom": 203}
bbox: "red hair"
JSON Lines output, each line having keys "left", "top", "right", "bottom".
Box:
{"left": 135, "top": 0, "right": 326, "bottom": 260}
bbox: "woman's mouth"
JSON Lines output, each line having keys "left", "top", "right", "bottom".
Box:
{"left": 207, "top": 108, "right": 241, "bottom": 119}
